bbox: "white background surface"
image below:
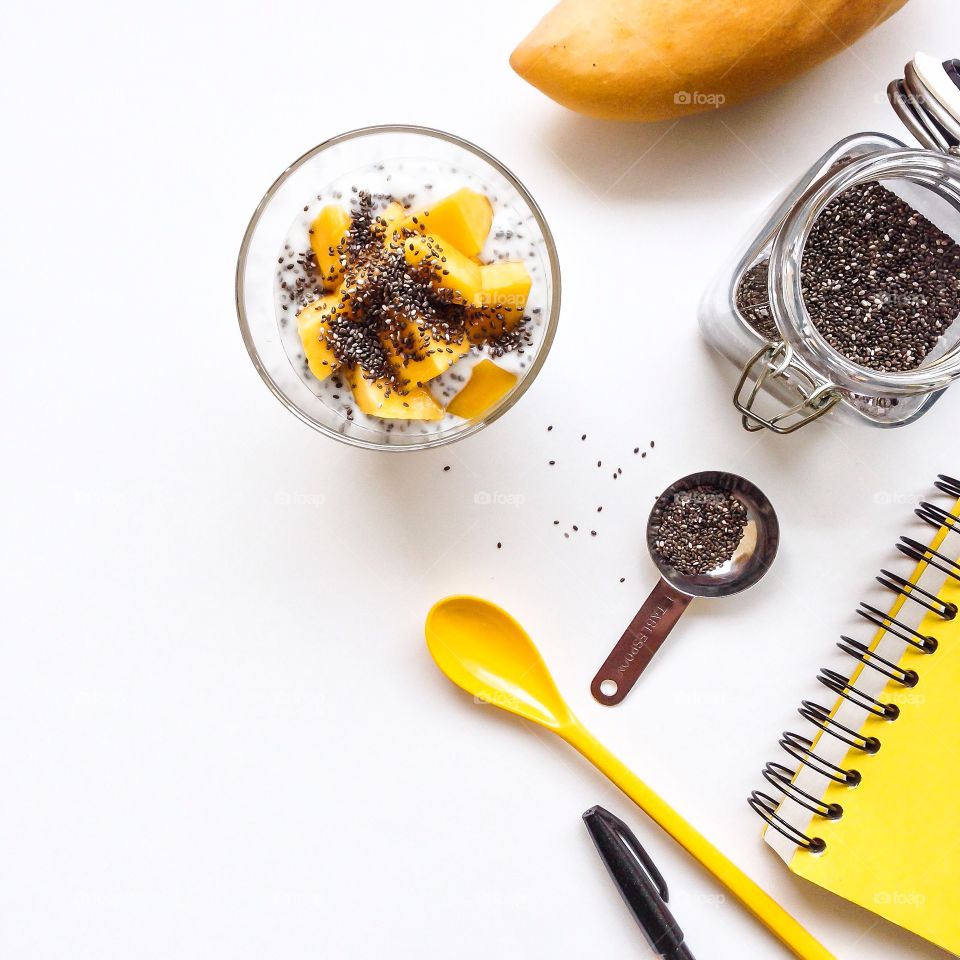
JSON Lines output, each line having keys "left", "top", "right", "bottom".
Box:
{"left": 3, "top": 1, "right": 959, "bottom": 957}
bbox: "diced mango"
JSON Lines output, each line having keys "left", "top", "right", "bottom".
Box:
{"left": 402, "top": 188, "right": 493, "bottom": 258}
{"left": 475, "top": 261, "right": 532, "bottom": 311}
{"left": 468, "top": 260, "right": 532, "bottom": 341}
{"left": 373, "top": 201, "right": 406, "bottom": 244}
{"left": 309, "top": 204, "right": 351, "bottom": 289}
{"left": 376, "top": 201, "right": 408, "bottom": 249}
{"left": 385, "top": 321, "right": 471, "bottom": 386}
{"left": 402, "top": 233, "right": 483, "bottom": 304}
{"left": 447, "top": 359, "right": 519, "bottom": 419}
{"left": 345, "top": 365, "right": 444, "bottom": 420}
{"left": 296, "top": 294, "right": 341, "bottom": 382}
{"left": 381, "top": 201, "right": 405, "bottom": 225}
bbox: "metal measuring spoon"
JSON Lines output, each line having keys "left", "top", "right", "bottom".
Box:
{"left": 591, "top": 470, "right": 779, "bottom": 706}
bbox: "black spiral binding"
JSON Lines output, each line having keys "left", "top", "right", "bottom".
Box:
{"left": 749, "top": 476, "right": 960, "bottom": 851}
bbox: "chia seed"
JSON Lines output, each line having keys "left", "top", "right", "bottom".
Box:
{"left": 650, "top": 485, "right": 749, "bottom": 577}
{"left": 736, "top": 261, "right": 778, "bottom": 341}
{"left": 289, "top": 191, "right": 536, "bottom": 397}
{"left": 737, "top": 181, "right": 960, "bottom": 373}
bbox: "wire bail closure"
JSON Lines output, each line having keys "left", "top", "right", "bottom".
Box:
{"left": 888, "top": 56, "right": 960, "bottom": 156}
{"left": 733, "top": 342, "right": 839, "bottom": 434}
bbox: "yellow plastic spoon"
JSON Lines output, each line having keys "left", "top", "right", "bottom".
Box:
{"left": 425, "top": 595, "right": 835, "bottom": 960}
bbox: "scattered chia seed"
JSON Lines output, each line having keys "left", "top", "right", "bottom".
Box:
{"left": 591, "top": 530, "right": 597, "bottom": 537}
{"left": 581, "top": 434, "right": 587, "bottom": 440}
{"left": 497, "top": 542, "right": 502, "bottom": 549}
{"left": 736, "top": 261, "right": 778, "bottom": 340}
{"left": 286, "top": 191, "right": 536, "bottom": 403}
{"left": 443, "top": 465, "right": 450, "bottom": 472}
{"left": 549, "top": 460, "right": 556, "bottom": 466}
{"left": 737, "top": 181, "right": 960, "bottom": 372}
{"left": 620, "top": 577, "right": 626, "bottom": 583}
{"left": 650, "top": 485, "right": 749, "bottom": 576}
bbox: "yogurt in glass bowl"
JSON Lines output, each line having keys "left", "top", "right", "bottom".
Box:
{"left": 236, "top": 125, "right": 560, "bottom": 451}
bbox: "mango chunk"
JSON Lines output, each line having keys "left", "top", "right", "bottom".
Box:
{"left": 296, "top": 294, "right": 341, "bottom": 382}
{"left": 309, "top": 205, "right": 351, "bottom": 289}
{"left": 447, "top": 359, "right": 519, "bottom": 419}
{"left": 403, "top": 188, "right": 493, "bottom": 258}
{"left": 468, "top": 260, "right": 532, "bottom": 341}
{"left": 345, "top": 365, "right": 444, "bottom": 420}
{"left": 402, "top": 233, "right": 483, "bottom": 304}
{"left": 475, "top": 261, "right": 532, "bottom": 312}
{"left": 381, "top": 201, "right": 405, "bottom": 225}
{"left": 385, "top": 321, "right": 471, "bottom": 386}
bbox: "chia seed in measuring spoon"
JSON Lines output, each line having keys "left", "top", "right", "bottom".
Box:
{"left": 591, "top": 472, "right": 779, "bottom": 707}
{"left": 650, "top": 485, "right": 749, "bottom": 576}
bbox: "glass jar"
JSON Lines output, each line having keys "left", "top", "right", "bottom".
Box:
{"left": 700, "top": 54, "right": 960, "bottom": 433}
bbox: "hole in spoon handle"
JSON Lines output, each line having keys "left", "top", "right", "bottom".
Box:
{"left": 591, "top": 578, "right": 692, "bottom": 706}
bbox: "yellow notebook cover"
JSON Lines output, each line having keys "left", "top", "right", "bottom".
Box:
{"left": 765, "top": 493, "right": 960, "bottom": 954}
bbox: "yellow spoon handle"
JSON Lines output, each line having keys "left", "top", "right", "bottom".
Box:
{"left": 563, "top": 722, "right": 835, "bottom": 960}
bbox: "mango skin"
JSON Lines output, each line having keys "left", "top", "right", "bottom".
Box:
{"left": 510, "top": 0, "right": 909, "bottom": 122}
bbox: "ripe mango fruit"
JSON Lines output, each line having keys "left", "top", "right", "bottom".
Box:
{"left": 402, "top": 188, "right": 493, "bottom": 258}
{"left": 382, "top": 201, "right": 405, "bottom": 224}
{"left": 309, "top": 204, "right": 351, "bottom": 288}
{"left": 469, "top": 260, "right": 532, "bottom": 341}
{"left": 296, "top": 294, "right": 341, "bottom": 381}
{"left": 345, "top": 364, "right": 444, "bottom": 420}
{"left": 376, "top": 201, "right": 406, "bottom": 237}
{"left": 402, "top": 233, "right": 483, "bottom": 304}
{"left": 474, "top": 261, "right": 531, "bottom": 312}
{"left": 385, "top": 320, "right": 472, "bottom": 386}
{"left": 510, "top": 0, "right": 909, "bottom": 121}
{"left": 447, "top": 359, "right": 519, "bottom": 419}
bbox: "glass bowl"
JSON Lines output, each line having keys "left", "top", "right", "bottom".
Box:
{"left": 236, "top": 125, "right": 560, "bottom": 451}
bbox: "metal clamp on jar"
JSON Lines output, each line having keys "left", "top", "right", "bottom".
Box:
{"left": 700, "top": 53, "right": 960, "bottom": 434}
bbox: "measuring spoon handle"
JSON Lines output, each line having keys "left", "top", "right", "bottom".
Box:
{"left": 562, "top": 723, "right": 835, "bottom": 960}
{"left": 591, "top": 577, "right": 691, "bottom": 705}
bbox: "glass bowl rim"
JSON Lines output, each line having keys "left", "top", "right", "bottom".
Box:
{"left": 235, "top": 123, "right": 561, "bottom": 452}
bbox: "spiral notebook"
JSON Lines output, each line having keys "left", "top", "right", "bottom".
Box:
{"left": 750, "top": 475, "right": 960, "bottom": 955}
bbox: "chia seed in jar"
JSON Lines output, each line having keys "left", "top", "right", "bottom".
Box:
{"left": 737, "top": 181, "right": 960, "bottom": 373}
